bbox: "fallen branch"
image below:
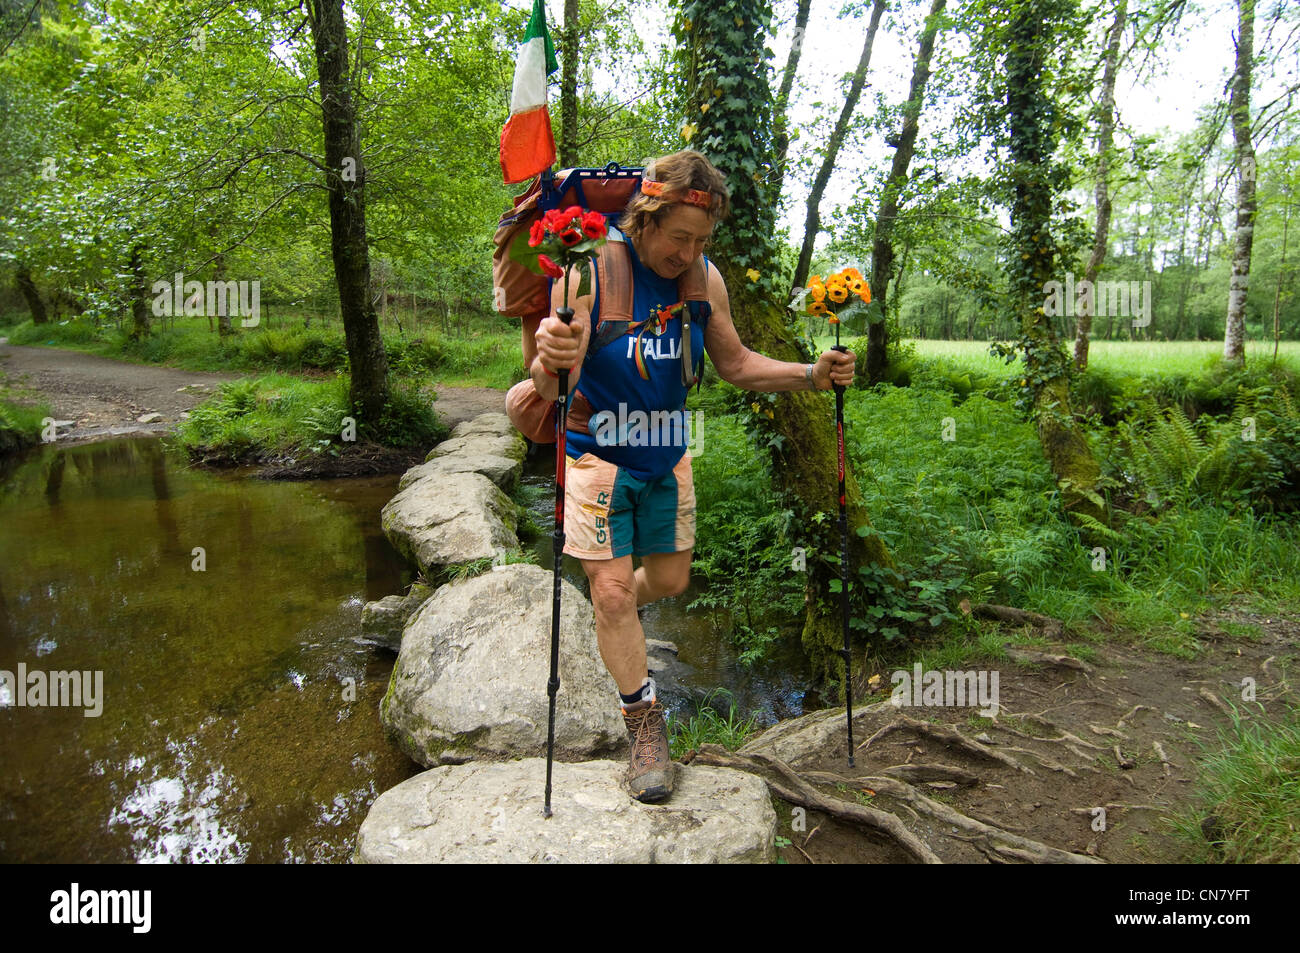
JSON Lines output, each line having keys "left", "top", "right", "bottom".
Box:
{"left": 962, "top": 601, "right": 1065, "bottom": 638}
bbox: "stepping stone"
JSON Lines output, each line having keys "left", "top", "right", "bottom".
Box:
{"left": 354, "top": 758, "right": 776, "bottom": 864}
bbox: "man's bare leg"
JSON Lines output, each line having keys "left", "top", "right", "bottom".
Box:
{"left": 634, "top": 549, "right": 693, "bottom": 608}
{"left": 581, "top": 555, "right": 648, "bottom": 696}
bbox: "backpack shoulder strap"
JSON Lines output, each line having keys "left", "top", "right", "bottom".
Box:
{"left": 585, "top": 228, "right": 635, "bottom": 359}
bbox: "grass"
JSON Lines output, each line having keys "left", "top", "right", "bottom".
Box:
{"left": 667, "top": 689, "right": 759, "bottom": 760}
{"left": 904, "top": 339, "right": 1300, "bottom": 379}
{"left": 1170, "top": 704, "right": 1300, "bottom": 863}
{"left": 172, "top": 371, "right": 446, "bottom": 459}
{"left": 3, "top": 317, "right": 524, "bottom": 390}
{"left": 0, "top": 386, "right": 52, "bottom": 453}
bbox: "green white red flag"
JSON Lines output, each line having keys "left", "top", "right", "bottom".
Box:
{"left": 500, "top": 0, "right": 559, "bottom": 184}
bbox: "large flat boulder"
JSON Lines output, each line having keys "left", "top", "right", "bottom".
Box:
{"left": 381, "top": 471, "right": 518, "bottom": 575}
{"left": 380, "top": 564, "right": 625, "bottom": 765}
{"left": 353, "top": 758, "right": 776, "bottom": 863}
{"left": 449, "top": 413, "right": 514, "bottom": 439}
{"left": 397, "top": 452, "right": 522, "bottom": 494}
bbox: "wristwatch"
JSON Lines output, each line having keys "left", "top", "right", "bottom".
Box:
{"left": 806, "top": 363, "right": 815, "bottom": 389}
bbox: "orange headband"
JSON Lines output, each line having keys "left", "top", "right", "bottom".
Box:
{"left": 640, "top": 179, "right": 713, "bottom": 210}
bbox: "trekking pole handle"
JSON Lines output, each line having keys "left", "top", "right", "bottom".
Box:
{"left": 831, "top": 344, "right": 848, "bottom": 394}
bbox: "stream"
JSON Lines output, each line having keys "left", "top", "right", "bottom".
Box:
{"left": 0, "top": 436, "right": 811, "bottom": 863}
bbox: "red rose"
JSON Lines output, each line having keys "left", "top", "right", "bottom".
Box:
{"left": 581, "top": 210, "right": 607, "bottom": 239}
{"left": 528, "top": 219, "right": 546, "bottom": 247}
{"left": 538, "top": 254, "right": 564, "bottom": 279}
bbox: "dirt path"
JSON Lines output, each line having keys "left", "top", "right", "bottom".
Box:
{"left": 0, "top": 342, "right": 241, "bottom": 443}
{"left": 0, "top": 342, "right": 507, "bottom": 447}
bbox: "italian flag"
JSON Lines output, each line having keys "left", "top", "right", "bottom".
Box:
{"left": 500, "top": 0, "right": 559, "bottom": 184}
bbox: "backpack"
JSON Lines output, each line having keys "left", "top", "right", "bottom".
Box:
{"left": 494, "top": 165, "right": 712, "bottom": 444}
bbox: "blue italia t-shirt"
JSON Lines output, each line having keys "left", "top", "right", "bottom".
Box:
{"left": 565, "top": 234, "right": 707, "bottom": 481}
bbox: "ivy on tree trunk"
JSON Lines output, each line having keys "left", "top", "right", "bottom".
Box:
{"left": 1224, "top": 0, "right": 1256, "bottom": 366}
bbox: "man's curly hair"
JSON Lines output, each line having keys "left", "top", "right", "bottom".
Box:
{"left": 619, "top": 150, "right": 731, "bottom": 245}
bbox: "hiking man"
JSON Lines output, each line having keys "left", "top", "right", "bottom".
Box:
{"left": 528, "top": 150, "right": 857, "bottom": 803}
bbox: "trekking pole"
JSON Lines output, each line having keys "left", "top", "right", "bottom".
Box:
{"left": 830, "top": 325, "right": 855, "bottom": 769}
{"left": 543, "top": 295, "right": 574, "bottom": 818}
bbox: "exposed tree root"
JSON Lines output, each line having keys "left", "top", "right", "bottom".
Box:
{"left": 998, "top": 746, "right": 1089, "bottom": 777}
{"left": 859, "top": 715, "right": 1033, "bottom": 774}
{"left": 880, "top": 763, "right": 980, "bottom": 786}
{"left": 692, "top": 745, "right": 942, "bottom": 864}
{"left": 1116, "top": 704, "right": 1155, "bottom": 731}
{"left": 1003, "top": 647, "right": 1094, "bottom": 674}
{"left": 1152, "top": 740, "right": 1174, "bottom": 777}
{"left": 994, "top": 713, "right": 1107, "bottom": 761}
{"left": 1197, "top": 687, "right": 1233, "bottom": 717}
{"left": 695, "top": 745, "right": 1100, "bottom": 864}
{"left": 815, "top": 770, "right": 1101, "bottom": 865}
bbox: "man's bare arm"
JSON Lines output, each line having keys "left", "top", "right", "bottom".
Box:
{"left": 702, "top": 264, "right": 855, "bottom": 391}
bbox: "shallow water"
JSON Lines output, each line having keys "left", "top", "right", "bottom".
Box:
{"left": 0, "top": 438, "right": 810, "bottom": 863}
{"left": 518, "top": 452, "right": 813, "bottom": 725}
{"left": 0, "top": 437, "right": 418, "bottom": 863}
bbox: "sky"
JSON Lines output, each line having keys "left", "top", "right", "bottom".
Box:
{"left": 508, "top": 0, "right": 1296, "bottom": 239}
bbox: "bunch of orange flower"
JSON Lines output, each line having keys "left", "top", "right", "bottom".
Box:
{"left": 805, "top": 267, "right": 871, "bottom": 321}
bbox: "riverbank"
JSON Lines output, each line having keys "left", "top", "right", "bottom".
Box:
{"left": 0, "top": 341, "right": 506, "bottom": 476}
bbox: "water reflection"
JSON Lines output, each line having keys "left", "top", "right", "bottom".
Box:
{"left": 0, "top": 436, "right": 418, "bottom": 863}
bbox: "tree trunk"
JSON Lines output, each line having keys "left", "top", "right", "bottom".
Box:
{"left": 15, "top": 266, "right": 47, "bottom": 325}
{"left": 1224, "top": 0, "right": 1255, "bottom": 365}
{"left": 307, "top": 0, "right": 389, "bottom": 424}
{"left": 1073, "top": 0, "right": 1126, "bottom": 371}
{"left": 867, "top": 0, "right": 946, "bottom": 383}
{"left": 129, "top": 245, "right": 150, "bottom": 340}
{"left": 559, "top": 0, "right": 578, "bottom": 167}
{"left": 792, "top": 0, "right": 886, "bottom": 293}
{"left": 214, "top": 250, "right": 232, "bottom": 337}
{"left": 1271, "top": 192, "right": 1291, "bottom": 363}
{"left": 1005, "top": 0, "right": 1108, "bottom": 533}
{"left": 771, "top": 0, "right": 812, "bottom": 203}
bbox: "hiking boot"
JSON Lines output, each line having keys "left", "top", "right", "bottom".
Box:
{"left": 621, "top": 697, "right": 674, "bottom": 803}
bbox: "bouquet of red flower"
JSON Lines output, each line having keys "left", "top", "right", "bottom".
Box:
{"left": 509, "top": 205, "right": 608, "bottom": 298}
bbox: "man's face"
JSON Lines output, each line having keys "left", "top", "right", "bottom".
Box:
{"left": 639, "top": 204, "right": 716, "bottom": 280}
